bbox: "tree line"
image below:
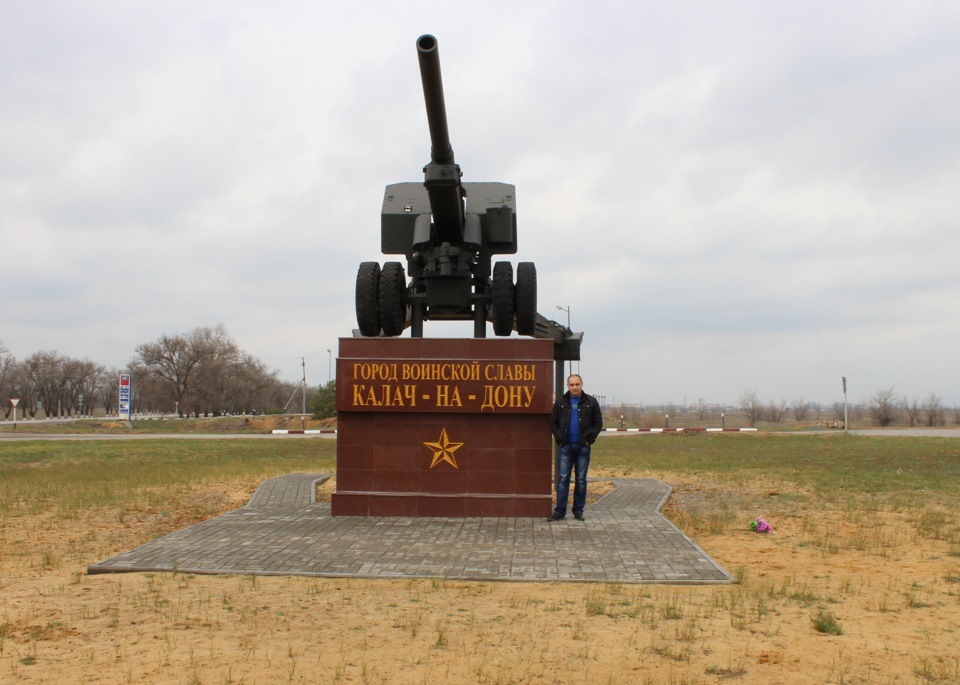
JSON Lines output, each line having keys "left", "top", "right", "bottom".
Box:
{"left": 5, "top": 330, "right": 953, "bottom": 427}
{"left": 737, "top": 388, "right": 956, "bottom": 428}
{"left": 601, "top": 389, "right": 958, "bottom": 430}
{"left": 1, "top": 326, "right": 305, "bottom": 419}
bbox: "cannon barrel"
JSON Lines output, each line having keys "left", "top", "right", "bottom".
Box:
{"left": 416, "top": 34, "right": 464, "bottom": 243}
{"left": 417, "top": 34, "right": 455, "bottom": 166}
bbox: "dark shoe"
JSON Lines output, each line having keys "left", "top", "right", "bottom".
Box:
{"left": 574, "top": 513, "right": 585, "bottom": 521}
{"left": 548, "top": 512, "right": 565, "bottom": 521}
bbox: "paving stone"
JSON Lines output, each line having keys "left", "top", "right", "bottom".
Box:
{"left": 88, "top": 474, "right": 732, "bottom": 584}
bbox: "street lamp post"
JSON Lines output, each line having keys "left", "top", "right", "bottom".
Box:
{"left": 842, "top": 376, "right": 848, "bottom": 433}
{"left": 327, "top": 349, "right": 332, "bottom": 385}
{"left": 555, "top": 305, "right": 571, "bottom": 376}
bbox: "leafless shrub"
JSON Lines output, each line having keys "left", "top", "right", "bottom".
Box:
{"left": 902, "top": 396, "right": 922, "bottom": 427}
{"left": 922, "top": 393, "right": 944, "bottom": 427}
{"left": 792, "top": 399, "right": 810, "bottom": 422}
{"left": 869, "top": 388, "right": 899, "bottom": 427}
{"left": 739, "top": 390, "right": 763, "bottom": 427}
{"left": 695, "top": 402, "right": 707, "bottom": 421}
{"left": 832, "top": 402, "right": 845, "bottom": 422}
{"left": 766, "top": 399, "right": 788, "bottom": 423}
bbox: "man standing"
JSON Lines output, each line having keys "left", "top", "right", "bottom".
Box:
{"left": 549, "top": 374, "right": 603, "bottom": 521}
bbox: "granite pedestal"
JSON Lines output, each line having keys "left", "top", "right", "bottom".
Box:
{"left": 332, "top": 338, "right": 554, "bottom": 517}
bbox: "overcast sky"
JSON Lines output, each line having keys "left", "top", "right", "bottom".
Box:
{"left": 2, "top": 1, "right": 959, "bottom": 408}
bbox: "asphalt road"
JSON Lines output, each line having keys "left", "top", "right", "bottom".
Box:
{"left": 1, "top": 428, "right": 957, "bottom": 442}
{"left": 848, "top": 428, "right": 960, "bottom": 437}
{"left": 0, "top": 432, "right": 336, "bottom": 441}
{"left": 598, "top": 428, "right": 960, "bottom": 438}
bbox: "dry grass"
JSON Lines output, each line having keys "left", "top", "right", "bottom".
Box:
{"left": 0, "top": 414, "right": 336, "bottom": 435}
{"left": 2, "top": 434, "right": 960, "bottom": 683}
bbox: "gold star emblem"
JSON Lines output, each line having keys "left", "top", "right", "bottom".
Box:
{"left": 423, "top": 428, "right": 464, "bottom": 469}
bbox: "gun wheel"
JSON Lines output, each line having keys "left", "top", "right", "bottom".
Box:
{"left": 379, "top": 262, "right": 406, "bottom": 337}
{"left": 491, "top": 261, "right": 514, "bottom": 336}
{"left": 515, "top": 262, "right": 537, "bottom": 336}
{"left": 355, "top": 262, "right": 381, "bottom": 337}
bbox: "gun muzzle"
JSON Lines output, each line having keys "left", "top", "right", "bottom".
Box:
{"left": 417, "top": 34, "right": 455, "bottom": 166}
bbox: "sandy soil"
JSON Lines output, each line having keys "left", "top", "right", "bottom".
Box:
{"left": 2, "top": 474, "right": 959, "bottom": 684}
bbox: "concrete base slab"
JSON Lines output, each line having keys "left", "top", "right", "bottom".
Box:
{"left": 88, "top": 473, "right": 732, "bottom": 584}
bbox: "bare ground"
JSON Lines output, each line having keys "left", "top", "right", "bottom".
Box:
{"left": 2, "top": 472, "right": 959, "bottom": 684}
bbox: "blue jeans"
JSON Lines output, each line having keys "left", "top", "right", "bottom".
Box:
{"left": 554, "top": 442, "right": 591, "bottom": 517}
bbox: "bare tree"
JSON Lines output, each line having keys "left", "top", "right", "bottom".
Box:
{"left": 902, "top": 396, "right": 922, "bottom": 427}
{"left": 133, "top": 326, "right": 226, "bottom": 416}
{"left": 132, "top": 325, "right": 287, "bottom": 417}
{"left": 868, "top": 388, "right": 898, "bottom": 427}
{"left": 832, "top": 402, "right": 845, "bottom": 422}
{"left": 188, "top": 327, "right": 243, "bottom": 416}
{"left": 792, "top": 398, "right": 810, "bottom": 422}
{"left": 695, "top": 401, "right": 707, "bottom": 421}
{"left": 922, "top": 393, "right": 944, "bottom": 427}
{"left": 10, "top": 353, "right": 106, "bottom": 418}
{"left": 94, "top": 368, "right": 121, "bottom": 416}
{"left": 0, "top": 342, "right": 14, "bottom": 419}
{"left": 62, "top": 358, "right": 103, "bottom": 416}
{"left": 851, "top": 403, "right": 866, "bottom": 423}
{"left": 766, "top": 399, "right": 788, "bottom": 423}
{"left": 23, "top": 351, "right": 68, "bottom": 418}
{"left": 739, "top": 389, "right": 763, "bottom": 427}
{"left": 126, "top": 361, "right": 168, "bottom": 414}
{"left": 5, "top": 338, "right": 286, "bottom": 420}
{"left": 227, "top": 354, "right": 286, "bottom": 415}
{"left": 8, "top": 361, "right": 36, "bottom": 417}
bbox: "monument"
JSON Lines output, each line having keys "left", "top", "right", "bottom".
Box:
{"left": 332, "top": 35, "right": 581, "bottom": 517}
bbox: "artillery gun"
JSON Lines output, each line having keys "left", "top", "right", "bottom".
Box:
{"left": 355, "top": 34, "right": 536, "bottom": 339}
{"left": 354, "top": 35, "right": 581, "bottom": 364}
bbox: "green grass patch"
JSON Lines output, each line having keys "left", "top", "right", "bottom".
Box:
{"left": 2, "top": 432, "right": 959, "bottom": 518}
{"left": 812, "top": 609, "right": 843, "bottom": 635}
{"left": 593, "top": 433, "right": 960, "bottom": 502}
{"left": 0, "top": 415, "right": 328, "bottom": 435}
{"left": 0, "top": 439, "right": 335, "bottom": 516}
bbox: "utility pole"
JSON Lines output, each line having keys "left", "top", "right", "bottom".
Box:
{"left": 842, "top": 376, "right": 848, "bottom": 433}
{"left": 301, "top": 357, "right": 307, "bottom": 431}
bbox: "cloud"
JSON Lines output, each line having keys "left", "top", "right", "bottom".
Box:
{"left": 2, "top": 1, "right": 959, "bottom": 406}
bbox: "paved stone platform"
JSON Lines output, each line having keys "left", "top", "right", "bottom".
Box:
{"left": 88, "top": 474, "right": 732, "bottom": 584}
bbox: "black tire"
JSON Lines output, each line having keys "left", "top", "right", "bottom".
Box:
{"left": 379, "top": 262, "right": 406, "bottom": 337}
{"left": 515, "top": 262, "right": 537, "bottom": 336}
{"left": 355, "top": 262, "right": 381, "bottom": 337}
{"left": 491, "top": 261, "right": 514, "bottom": 336}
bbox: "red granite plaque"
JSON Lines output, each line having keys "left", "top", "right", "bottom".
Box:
{"left": 332, "top": 338, "right": 554, "bottom": 517}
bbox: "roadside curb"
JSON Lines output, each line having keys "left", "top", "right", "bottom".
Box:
{"left": 602, "top": 427, "right": 758, "bottom": 433}
{"left": 271, "top": 429, "right": 338, "bottom": 435}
